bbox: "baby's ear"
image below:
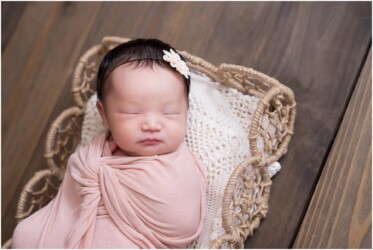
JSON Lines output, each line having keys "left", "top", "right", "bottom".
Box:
{"left": 96, "top": 100, "right": 109, "bottom": 129}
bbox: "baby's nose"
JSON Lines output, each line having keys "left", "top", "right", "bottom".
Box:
{"left": 141, "top": 115, "right": 162, "bottom": 132}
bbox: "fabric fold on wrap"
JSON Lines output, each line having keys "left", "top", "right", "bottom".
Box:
{"left": 12, "top": 131, "right": 206, "bottom": 248}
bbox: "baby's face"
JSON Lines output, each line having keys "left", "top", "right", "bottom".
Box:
{"left": 97, "top": 63, "right": 188, "bottom": 156}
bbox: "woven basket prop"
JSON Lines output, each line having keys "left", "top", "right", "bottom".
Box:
{"left": 12, "top": 36, "right": 296, "bottom": 248}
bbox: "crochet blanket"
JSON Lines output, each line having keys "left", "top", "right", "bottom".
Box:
{"left": 79, "top": 71, "right": 282, "bottom": 248}
{"left": 12, "top": 131, "right": 206, "bottom": 248}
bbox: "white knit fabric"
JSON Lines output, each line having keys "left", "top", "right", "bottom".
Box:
{"left": 80, "top": 71, "right": 281, "bottom": 248}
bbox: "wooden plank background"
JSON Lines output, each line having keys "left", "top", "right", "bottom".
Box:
{"left": 294, "top": 49, "right": 372, "bottom": 248}
{"left": 2, "top": 2, "right": 371, "bottom": 248}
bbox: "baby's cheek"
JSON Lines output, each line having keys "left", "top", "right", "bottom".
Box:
{"left": 170, "top": 120, "right": 187, "bottom": 142}
{"left": 111, "top": 121, "right": 135, "bottom": 140}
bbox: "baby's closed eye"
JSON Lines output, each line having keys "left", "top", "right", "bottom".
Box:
{"left": 117, "top": 110, "right": 140, "bottom": 118}
{"left": 163, "top": 111, "right": 181, "bottom": 115}
{"left": 119, "top": 112, "right": 139, "bottom": 115}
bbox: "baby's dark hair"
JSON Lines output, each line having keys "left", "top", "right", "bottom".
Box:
{"left": 96, "top": 38, "right": 190, "bottom": 101}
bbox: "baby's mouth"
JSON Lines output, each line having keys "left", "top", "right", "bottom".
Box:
{"left": 139, "top": 138, "right": 162, "bottom": 145}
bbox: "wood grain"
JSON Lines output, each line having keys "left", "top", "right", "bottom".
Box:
{"left": 243, "top": 2, "right": 371, "bottom": 247}
{"left": 293, "top": 49, "right": 372, "bottom": 248}
{"left": 81, "top": 1, "right": 226, "bottom": 59}
{"left": 2, "top": 0, "right": 102, "bottom": 226}
{"left": 1, "top": 61, "right": 80, "bottom": 242}
{"left": 1, "top": 1, "right": 372, "bottom": 248}
{"left": 1, "top": 2, "right": 27, "bottom": 51}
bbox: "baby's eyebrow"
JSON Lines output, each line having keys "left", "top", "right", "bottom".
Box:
{"left": 120, "top": 98, "right": 142, "bottom": 104}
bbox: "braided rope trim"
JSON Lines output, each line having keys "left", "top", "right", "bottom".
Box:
{"left": 2, "top": 238, "right": 12, "bottom": 249}
{"left": 13, "top": 107, "right": 84, "bottom": 246}
{"left": 71, "top": 44, "right": 102, "bottom": 108}
{"left": 44, "top": 107, "right": 84, "bottom": 174}
{"left": 15, "top": 169, "right": 62, "bottom": 223}
{"left": 210, "top": 157, "right": 272, "bottom": 248}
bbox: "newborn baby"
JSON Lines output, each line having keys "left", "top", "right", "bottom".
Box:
{"left": 12, "top": 38, "right": 206, "bottom": 248}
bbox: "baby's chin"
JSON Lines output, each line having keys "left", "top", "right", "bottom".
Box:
{"left": 124, "top": 145, "right": 179, "bottom": 157}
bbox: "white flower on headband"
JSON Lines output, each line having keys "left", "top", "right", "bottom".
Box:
{"left": 163, "top": 49, "right": 190, "bottom": 79}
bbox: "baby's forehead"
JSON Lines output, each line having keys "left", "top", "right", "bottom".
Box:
{"left": 109, "top": 64, "right": 185, "bottom": 87}
{"left": 103, "top": 64, "right": 187, "bottom": 101}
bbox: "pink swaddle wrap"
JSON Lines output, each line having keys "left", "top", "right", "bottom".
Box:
{"left": 12, "top": 131, "right": 206, "bottom": 248}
